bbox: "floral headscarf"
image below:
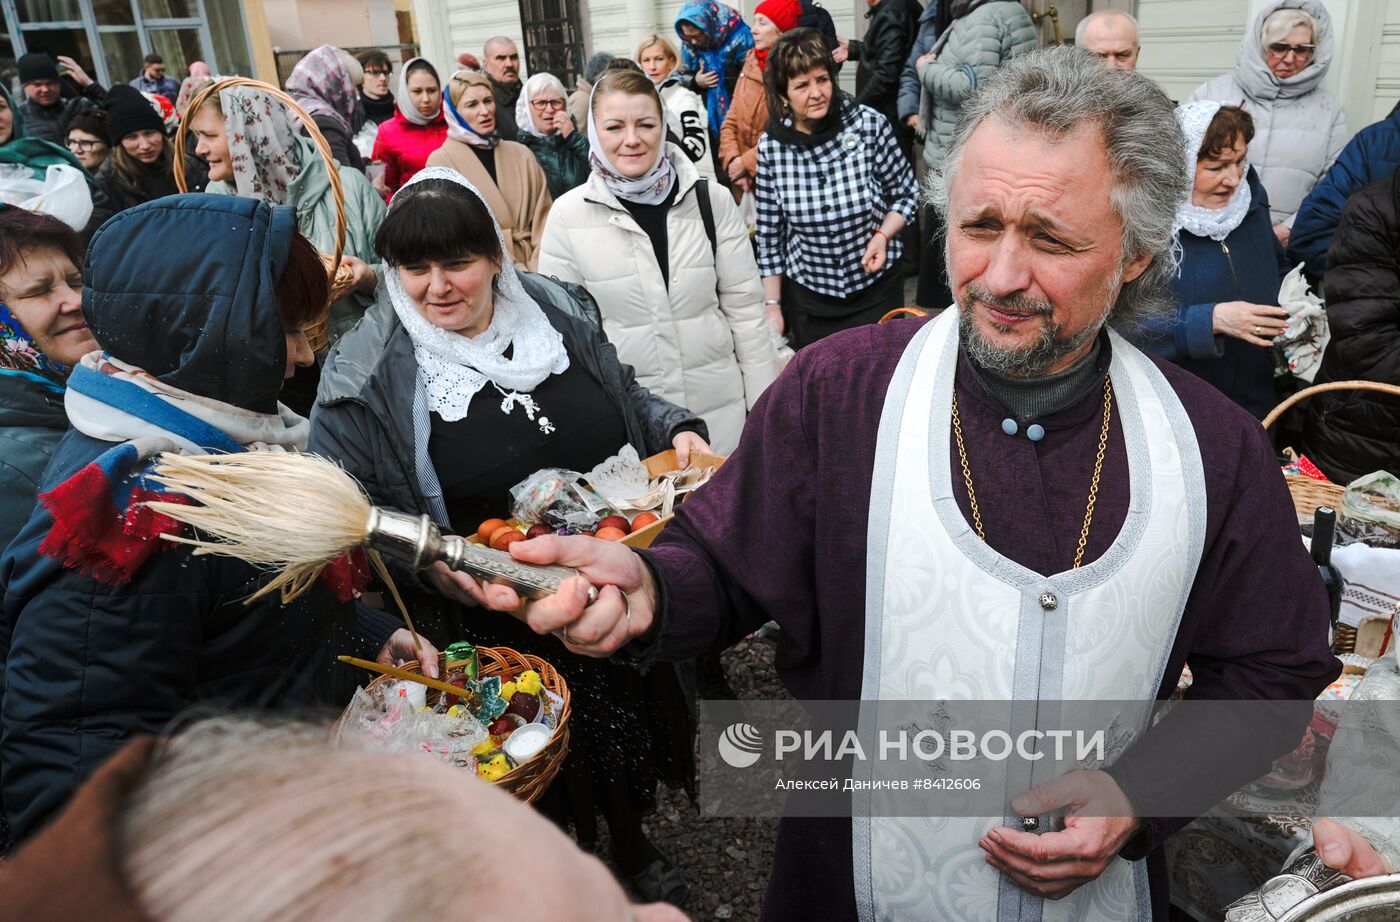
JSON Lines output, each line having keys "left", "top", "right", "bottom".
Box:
{"left": 0, "top": 300, "right": 68, "bottom": 383}
{"left": 217, "top": 86, "right": 305, "bottom": 205}
{"left": 175, "top": 75, "right": 215, "bottom": 117}
{"left": 674, "top": 0, "right": 753, "bottom": 134}
{"left": 285, "top": 45, "right": 357, "bottom": 135}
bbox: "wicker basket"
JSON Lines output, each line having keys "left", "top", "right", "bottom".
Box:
{"left": 1263, "top": 380, "right": 1400, "bottom": 520}
{"left": 337, "top": 646, "right": 571, "bottom": 804}
{"left": 173, "top": 77, "right": 350, "bottom": 352}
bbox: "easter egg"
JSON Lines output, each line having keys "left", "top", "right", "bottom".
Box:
{"left": 630, "top": 512, "right": 660, "bottom": 532}
{"left": 599, "top": 515, "right": 631, "bottom": 533}
{"left": 490, "top": 526, "right": 525, "bottom": 551}
{"left": 477, "top": 518, "right": 509, "bottom": 543}
{"left": 526, "top": 523, "right": 552, "bottom": 539}
{"left": 595, "top": 526, "right": 628, "bottom": 542}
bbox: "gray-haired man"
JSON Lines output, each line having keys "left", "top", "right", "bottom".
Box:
{"left": 466, "top": 46, "right": 1338, "bottom": 920}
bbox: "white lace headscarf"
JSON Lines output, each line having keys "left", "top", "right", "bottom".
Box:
{"left": 1173, "top": 100, "right": 1254, "bottom": 242}
{"left": 385, "top": 167, "right": 569, "bottom": 423}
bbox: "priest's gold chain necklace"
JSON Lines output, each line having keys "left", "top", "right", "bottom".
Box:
{"left": 951, "top": 375, "right": 1114, "bottom": 570}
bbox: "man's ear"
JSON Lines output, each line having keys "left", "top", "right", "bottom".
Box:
{"left": 1121, "top": 249, "right": 1153, "bottom": 285}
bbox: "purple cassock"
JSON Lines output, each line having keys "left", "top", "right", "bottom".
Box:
{"left": 631, "top": 314, "right": 1339, "bottom": 921}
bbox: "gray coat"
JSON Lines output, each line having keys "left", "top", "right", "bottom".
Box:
{"left": 917, "top": 0, "right": 1037, "bottom": 170}
{"left": 308, "top": 272, "right": 707, "bottom": 531}
{"left": 1190, "top": 0, "right": 1348, "bottom": 228}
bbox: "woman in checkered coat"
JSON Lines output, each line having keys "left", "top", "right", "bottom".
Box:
{"left": 755, "top": 28, "right": 919, "bottom": 349}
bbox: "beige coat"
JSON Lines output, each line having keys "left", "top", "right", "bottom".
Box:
{"left": 539, "top": 147, "right": 779, "bottom": 454}
{"left": 425, "top": 139, "right": 553, "bottom": 270}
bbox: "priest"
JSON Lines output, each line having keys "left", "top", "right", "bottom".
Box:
{"left": 457, "top": 46, "right": 1340, "bottom": 920}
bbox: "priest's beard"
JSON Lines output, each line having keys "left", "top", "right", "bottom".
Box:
{"left": 956, "top": 268, "right": 1123, "bottom": 378}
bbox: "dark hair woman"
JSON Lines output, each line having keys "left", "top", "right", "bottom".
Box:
{"left": 1132, "top": 102, "right": 1291, "bottom": 419}
{"left": 309, "top": 168, "right": 706, "bottom": 906}
{"left": 0, "top": 208, "right": 97, "bottom": 553}
{"left": 96, "top": 85, "right": 208, "bottom": 214}
{"left": 371, "top": 57, "right": 448, "bottom": 194}
{"left": 755, "top": 28, "right": 919, "bottom": 348}
{"left": 62, "top": 107, "right": 110, "bottom": 173}
{"left": 0, "top": 195, "right": 428, "bottom": 849}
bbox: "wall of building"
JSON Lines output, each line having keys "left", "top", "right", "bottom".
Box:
{"left": 261, "top": 0, "right": 401, "bottom": 51}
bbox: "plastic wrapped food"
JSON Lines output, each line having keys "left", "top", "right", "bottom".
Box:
{"left": 509, "top": 468, "right": 609, "bottom": 530}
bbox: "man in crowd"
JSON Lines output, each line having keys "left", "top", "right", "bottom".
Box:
{"left": 16, "top": 52, "right": 106, "bottom": 145}
{"left": 1076, "top": 9, "right": 1141, "bottom": 70}
{"left": 468, "top": 47, "right": 1338, "bottom": 920}
{"left": 483, "top": 36, "right": 523, "bottom": 141}
{"left": 847, "top": 0, "right": 919, "bottom": 161}
{"left": 129, "top": 53, "right": 180, "bottom": 103}
{"left": 356, "top": 49, "right": 397, "bottom": 125}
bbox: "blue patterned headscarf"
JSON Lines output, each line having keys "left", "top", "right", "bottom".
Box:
{"left": 0, "top": 299, "right": 69, "bottom": 386}
{"left": 675, "top": 0, "right": 754, "bottom": 135}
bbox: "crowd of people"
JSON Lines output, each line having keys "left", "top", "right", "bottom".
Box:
{"left": 3, "top": 0, "right": 1400, "bottom": 918}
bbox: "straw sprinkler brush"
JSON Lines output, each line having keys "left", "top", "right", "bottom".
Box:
{"left": 142, "top": 452, "right": 598, "bottom": 605}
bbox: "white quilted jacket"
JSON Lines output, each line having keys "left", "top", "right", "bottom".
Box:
{"left": 538, "top": 146, "right": 779, "bottom": 454}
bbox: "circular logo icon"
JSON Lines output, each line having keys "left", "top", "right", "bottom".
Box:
{"left": 718, "top": 722, "right": 764, "bottom": 769}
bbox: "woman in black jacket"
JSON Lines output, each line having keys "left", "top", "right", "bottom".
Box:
{"left": 1302, "top": 171, "right": 1400, "bottom": 483}
{"left": 308, "top": 167, "right": 706, "bottom": 906}
{"left": 0, "top": 195, "right": 421, "bottom": 849}
{"left": 96, "top": 85, "right": 207, "bottom": 215}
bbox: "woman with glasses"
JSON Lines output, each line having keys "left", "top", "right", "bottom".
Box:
{"left": 63, "top": 108, "right": 110, "bottom": 173}
{"left": 514, "top": 72, "right": 589, "bottom": 198}
{"left": 1191, "top": 1, "right": 1347, "bottom": 247}
{"left": 426, "top": 70, "right": 552, "bottom": 270}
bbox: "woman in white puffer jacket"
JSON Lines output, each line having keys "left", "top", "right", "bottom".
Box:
{"left": 539, "top": 69, "right": 779, "bottom": 455}
{"left": 1191, "top": 0, "right": 1348, "bottom": 247}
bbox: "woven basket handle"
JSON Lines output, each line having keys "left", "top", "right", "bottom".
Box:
{"left": 879, "top": 307, "right": 929, "bottom": 324}
{"left": 174, "top": 76, "right": 347, "bottom": 297}
{"left": 1261, "top": 380, "right": 1400, "bottom": 430}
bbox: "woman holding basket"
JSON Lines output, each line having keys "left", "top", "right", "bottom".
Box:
{"left": 309, "top": 168, "right": 705, "bottom": 908}
{"left": 187, "top": 82, "right": 386, "bottom": 354}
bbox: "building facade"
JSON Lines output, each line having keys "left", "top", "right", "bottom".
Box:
{"left": 409, "top": 0, "right": 1400, "bottom": 137}
{"left": 2, "top": 0, "right": 257, "bottom": 88}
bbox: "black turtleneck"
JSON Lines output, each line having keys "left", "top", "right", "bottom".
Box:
{"left": 968, "top": 333, "right": 1110, "bottom": 426}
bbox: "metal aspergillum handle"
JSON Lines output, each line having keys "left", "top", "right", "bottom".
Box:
{"left": 365, "top": 507, "right": 599, "bottom": 603}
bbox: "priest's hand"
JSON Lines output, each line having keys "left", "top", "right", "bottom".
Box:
{"left": 476, "top": 536, "right": 657, "bottom": 657}
{"left": 1314, "top": 818, "right": 1392, "bottom": 879}
{"left": 979, "top": 770, "right": 1140, "bottom": 900}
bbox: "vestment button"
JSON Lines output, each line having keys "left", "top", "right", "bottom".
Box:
{"left": 1027, "top": 424, "right": 1046, "bottom": 442}
{"left": 1001, "top": 418, "right": 1018, "bottom": 436}
{"left": 1039, "top": 592, "right": 1058, "bottom": 611}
